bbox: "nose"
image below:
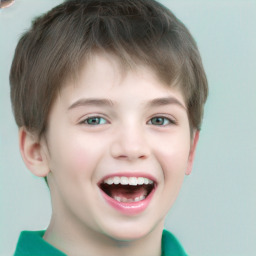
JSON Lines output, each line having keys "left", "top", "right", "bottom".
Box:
{"left": 110, "top": 124, "right": 150, "bottom": 161}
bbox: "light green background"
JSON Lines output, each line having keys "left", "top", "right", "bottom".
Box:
{"left": 1, "top": 0, "right": 255, "bottom": 255}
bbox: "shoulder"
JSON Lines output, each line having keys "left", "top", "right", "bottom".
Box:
{"left": 161, "top": 229, "right": 188, "bottom": 256}
{"left": 14, "top": 230, "right": 66, "bottom": 256}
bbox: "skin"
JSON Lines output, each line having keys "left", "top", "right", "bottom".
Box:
{"left": 19, "top": 53, "right": 199, "bottom": 256}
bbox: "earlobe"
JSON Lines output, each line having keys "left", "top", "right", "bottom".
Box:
{"left": 185, "top": 130, "right": 200, "bottom": 175}
{"left": 19, "top": 127, "right": 50, "bottom": 177}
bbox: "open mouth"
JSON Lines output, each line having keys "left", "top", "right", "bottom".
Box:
{"left": 99, "top": 176, "right": 155, "bottom": 203}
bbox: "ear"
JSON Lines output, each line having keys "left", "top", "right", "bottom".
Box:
{"left": 19, "top": 127, "right": 50, "bottom": 177}
{"left": 185, "top": 130, "right": 200, "bottom": 175}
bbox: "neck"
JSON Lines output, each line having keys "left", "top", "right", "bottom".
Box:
{"left": 43, "top": 214, "right": 164, "bottom": 256}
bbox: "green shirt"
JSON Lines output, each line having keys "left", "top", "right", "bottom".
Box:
{"left": 14, "top": 229, "right": 187, "bottom": 256}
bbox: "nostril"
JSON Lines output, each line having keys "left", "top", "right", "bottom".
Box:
{"left": 110, "top": 142, "right": 149, "bottom": 160}
{"left": 110, "top": 130, "right": 150, "bottom": 161}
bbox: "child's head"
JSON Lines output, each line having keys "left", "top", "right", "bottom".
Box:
{"left": 10, "top": 0, "right": 208, "bottom": 246}
{"left": 10, "top": 0, "right": 208, "bottom": 140}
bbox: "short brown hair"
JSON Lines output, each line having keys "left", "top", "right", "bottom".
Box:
{"left": 10, "top": 0, "right": 208, "bottom": 138}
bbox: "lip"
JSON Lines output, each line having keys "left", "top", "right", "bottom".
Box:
{"left": 98, "top": 172, "right": 157, "bottom": 216}
{"left": 98, "top": 172, "right": 157, "bottom": 185}
{"left": 99, "top": 185, "right": 156, "bottom": 215}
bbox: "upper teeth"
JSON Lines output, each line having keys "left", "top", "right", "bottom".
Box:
{"left": 103, "top": 176, "right": 154, "bottom": 186}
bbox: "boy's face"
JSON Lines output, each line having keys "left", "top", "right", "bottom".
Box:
{"left": 40, "top": 54, "right": 198, "bottom": 241}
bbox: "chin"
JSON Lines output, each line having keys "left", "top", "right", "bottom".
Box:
{"left": 101, "top": 219, "right": 158, "bottom": 242}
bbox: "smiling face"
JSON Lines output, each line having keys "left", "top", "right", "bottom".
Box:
{"left": 35, "top": 53, "right": 198, "bottom": 242}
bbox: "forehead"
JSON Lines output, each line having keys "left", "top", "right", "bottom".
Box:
{"left": 60, "top": 53, "right": 186, "bottom": 106}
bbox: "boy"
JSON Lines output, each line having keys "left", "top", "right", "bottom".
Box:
{"left": 10, "top": 0, "right": 208, "bottom": 255}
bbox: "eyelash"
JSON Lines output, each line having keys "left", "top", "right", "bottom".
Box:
{"left": 79, "top": 115, "right": 176, "bottom": 126}
{"left": 79, "top": 116, "right": 108, "bottom": 125}
{"left": 147, "top": 116, "right": 176, "bottom": 126}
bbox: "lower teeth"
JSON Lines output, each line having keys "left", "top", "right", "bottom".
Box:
{"left": 114, "top": 195, "right": 146, "bottom": 203}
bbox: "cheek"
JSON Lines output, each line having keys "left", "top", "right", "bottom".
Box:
{"left": 153, "top": 133, "right": 191, "bottom": 177}
{"left": 49, "top": 135, "right": 102, "bottom": 179}
{"left": 69, "top": 142, "right": 92, "bottom": 169}
{"left": 151, "top": 133, "right": 191, "bottom": 215}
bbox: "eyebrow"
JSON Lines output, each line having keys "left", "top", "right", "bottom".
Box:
{"left": 68, "top": 98, "right": 115, "bottom": 110}
{"left": 68, "top": 97, "right": 186, "bottom": 111}
{"left": 145, "top": 97, "right": 186, "bottom": 110}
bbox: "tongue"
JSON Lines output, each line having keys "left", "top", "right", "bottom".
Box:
{"left": 109, "top": 185, "right": 147, "bottom": 199}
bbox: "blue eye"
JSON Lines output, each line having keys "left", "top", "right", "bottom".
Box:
{"left": 83, "top": 117, "right": 107, "bottom": 125}
{"left": 149, "top": 117, "right": 174, "bottom": 126}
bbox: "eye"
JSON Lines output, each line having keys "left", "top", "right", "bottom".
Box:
{"left": 81, "top": 116, "right": 108, "bottom": 125}
{"left": 148, "top": 116, "right": 175, "bottom": 126}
